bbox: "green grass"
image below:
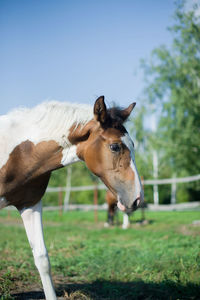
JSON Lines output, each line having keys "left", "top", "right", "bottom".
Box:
{"left": 0, "top": 210, "right": 200, "bottom": 299}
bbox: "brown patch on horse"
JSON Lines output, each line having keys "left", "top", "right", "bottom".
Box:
{"left": 0, "top": 140, "right": 63, "bottom": 209}
{"left": 6, "top": 172, "right": 51, "bottom": 210}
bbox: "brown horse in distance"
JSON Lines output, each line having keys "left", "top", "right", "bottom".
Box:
{"left": 105, "top": 187, "right": 146, "bottom": 229}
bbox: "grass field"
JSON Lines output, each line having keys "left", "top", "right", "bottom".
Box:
{"left": 0, "top": 209, "right": 200, "bottom": 299}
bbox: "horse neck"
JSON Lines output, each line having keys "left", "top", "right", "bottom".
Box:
{"left": 34, "top": 102, "right": 94, "bottom": 167}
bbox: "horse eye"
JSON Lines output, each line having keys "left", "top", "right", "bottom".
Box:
{"left": 110, "top": 143, "right": 121, "bottom": 152}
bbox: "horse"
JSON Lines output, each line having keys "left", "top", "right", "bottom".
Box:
{"left": 0, "top": 96, "right": 143, "bottom": 299}
{"left": 105, "top": 189, "right": 131, "bottom": 229}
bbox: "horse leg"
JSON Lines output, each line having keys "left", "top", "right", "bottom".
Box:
{"left": 104, "top": 204, "right": 115, "bottom": 227}
{"left": 108, "top": 210, "right": 114, "bottom": 225}
{"left": 104, "top": 210, "right": 112, "bottom": 227}
{"left": 20, "top": 200, "right": 57, "bottom": 300}
{"left": 122, "top": 213, "right": 130, "bottom": 229}
{"left": 115, "top": 209, "right": 120, "bottom": 226}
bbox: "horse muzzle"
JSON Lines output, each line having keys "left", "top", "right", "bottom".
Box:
{"left": 117, "top": 192, "right": 143, "bottom": 213}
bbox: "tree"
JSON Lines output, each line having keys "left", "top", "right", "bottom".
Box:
{"left": 141, "top": 0, "right": 200, "bottom": 176}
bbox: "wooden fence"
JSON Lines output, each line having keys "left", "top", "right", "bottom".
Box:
{"left": 45, "top": 173, "right": 200, "bottom": 211}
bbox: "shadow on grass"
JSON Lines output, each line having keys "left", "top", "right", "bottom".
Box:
{"left": 12, "top": 279, "right": 200, "bottom": 300}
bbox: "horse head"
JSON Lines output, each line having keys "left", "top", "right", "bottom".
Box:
{"left": 69, "top": 96, "right": 144, "bottom": 213}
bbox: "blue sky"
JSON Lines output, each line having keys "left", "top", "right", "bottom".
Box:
{"left": 0, "top": 0, "right": 175, "bottom": 115}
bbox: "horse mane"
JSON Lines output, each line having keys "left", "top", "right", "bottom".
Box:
{"left": 0, "top": 101, "right": 128, "bottom": 153}
{"left": 2, "top": 101, "right": 93, "bottom": 137}
{"left": 5, "top": 100, "right": 93, "bottom": 126}
{"left": 0, "top": 101, "right": 93, "bottom": 167}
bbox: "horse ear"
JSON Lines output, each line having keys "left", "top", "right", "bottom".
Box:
{"left": 94, "top": 96, "right": 107, "bottom": 124}
{"left": 121, "top": 102, "right": 136, "bottom": 122}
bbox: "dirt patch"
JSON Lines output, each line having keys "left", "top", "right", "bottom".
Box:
{"left": 10, "top": 277, "right": 91, "bottom": 300}
{"left": 0, "top": 217, "right": 23, "bottom": 227}
{"left": 192, "top": 220, "right": 200, "bottom": 226}
{"left": 0, "top": 216, "right": 65, "bottom": 228}
{"left": 178, "top": 225, "right": 200, "bottom": 236}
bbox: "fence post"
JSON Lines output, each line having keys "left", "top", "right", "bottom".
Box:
{"left": 153, "top": 150, "right": 159, "bottom": 205}
{"left": 58, "top": 187, "right": 63, "bottom": 216}
{"left": 171, "top": 176, "right": 177, "bottom": 204}
{"left": 94, "top": 182, "right": 98, "bottom": 223}
{"left": 141, "top": 176, "right": 145, "bottom": 221}
{"left": 64, "top": 166, "right": 72, "bottom": 211}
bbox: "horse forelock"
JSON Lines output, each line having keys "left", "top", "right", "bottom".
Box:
{"left": 107, "top": 107, "right": 125, "bottom": 122}
{"left": 105, "top": 107, "right": 129, "bottom": 132}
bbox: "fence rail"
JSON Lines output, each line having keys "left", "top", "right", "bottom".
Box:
{"left": 46, "top": 174, "right": 200, "bottom": 192}
{"left": 5, "top": 201, "right": 200, "bottom": 212}
{"left": 143, "top": 174, "right": 200, "bottom": 185}
{"left": 46, "top": 173, "right": 200, "bottom": 207}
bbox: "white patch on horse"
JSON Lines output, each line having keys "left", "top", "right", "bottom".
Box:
{"left": 61, "top": 145, "right": 80, "bottom": 166}
{"left": 121, "top": 133, "right": 142, "bottom": 200}
{"left": 0, "top": 101, "right": 93, "bottom": 169}
{"left": 0, "top": 197, "right": 8, "bottom": 209}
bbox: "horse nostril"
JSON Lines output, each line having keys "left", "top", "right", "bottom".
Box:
{"left": 132, "top": 197, "right": 141, "bottom": 210}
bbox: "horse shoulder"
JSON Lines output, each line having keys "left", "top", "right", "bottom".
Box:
{"left": 0, "top": 139, "right": 63, "bottom": 206}
{"left": 5, "top": 172, "right": 51, "bottom": 210}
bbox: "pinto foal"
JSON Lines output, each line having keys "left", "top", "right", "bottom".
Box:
{"left": 0, "top": 96, "right": 143, "bottom": 299}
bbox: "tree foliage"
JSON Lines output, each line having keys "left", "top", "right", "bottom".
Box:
{"left": 141, "top": 0, "right": 200, "bottom": 176}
